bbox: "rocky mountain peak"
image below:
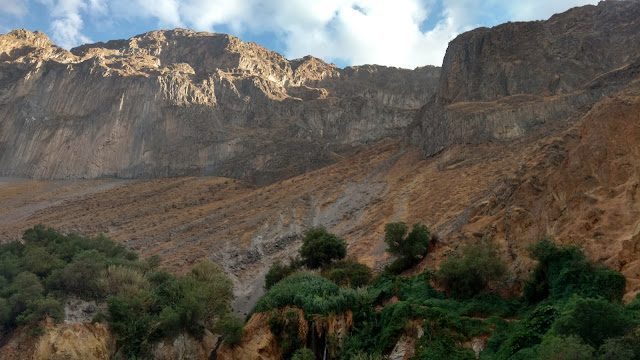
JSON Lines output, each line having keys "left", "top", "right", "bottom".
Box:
{"left": 0, "top": 29, "right": 70, "bottom": 63}
{"left": 0, "top": 28, "right": 440, "bottom": 183}
{"left": 436, "top": 0, "right": 640, "bottom": 104}
{"left": 412, "top": 0, "right": 640, "bottom": 157}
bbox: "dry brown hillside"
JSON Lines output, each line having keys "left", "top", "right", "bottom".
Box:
{"left": 3, "top": 76, "right": 640, "bottom": 308}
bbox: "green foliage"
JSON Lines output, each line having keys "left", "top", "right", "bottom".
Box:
{"left": 107, "top": 260, "right": 233, "bottom": 357}
{"left": 16, "top": 295, "right": 64, "bottom": 325}
{"left": 383, "top": 222, "right": 430, "bottom": 273}
{"left": 597, "top": 335, "right": 640, "bottom": 360}
{"left": 0, "top": 226, "right": 233, "bottom": 360}
{"left": 436, "top": 239, "right": 507, "bottom": 299}
{"left": 523, "top": 239, "right": 626, "bottom": 303}
{"left": 323, "top": 258, "right": 372, "bottom": 288}
{"left": 291, "top": 348, "right": 315, "bottom": 360}
{"left": 551, "top": 296, "right": 635, "bottom": 347}
{"left": 27, "top": 324, "right": 48, "bottom": 337}
{"left": 299, "top": 227, "right": 347, "bottom": 269}
{"left": 268, "top": 309, "right": 304, "bottom": 357}
{"left": 218, "top": 316, "right": 244, "bottom": 348}
{"left": 265, "top": 258, "right": 302, "bottom": 290}
{"left": 92, "top": 312, "right": 106, "bottom": 324}
{"left": 485, "top": 305, "right": 557, "bottom": 358}
{"left": 538, "top": 335, "right": 595, "bottom": 360}
{"left": 251, "top": 273, "right": 362, "bottom": 318}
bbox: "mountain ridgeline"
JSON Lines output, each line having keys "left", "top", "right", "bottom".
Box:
{"left": 0, "top": 28, "right": 439, "bottom": 185}
{"left": 1, "top": 2, "right": 640, "bottom": 187}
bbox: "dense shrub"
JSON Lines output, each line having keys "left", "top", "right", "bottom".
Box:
{"left": 436, "top": 239, "right": 506, "bottom": 299}
{"left": 299, "top": 227, "right": 347, "bottom": 269}
{"left": 323, "top": 258, "right": 372, "bottom": 288}
{"left": 383, "top": 222, "right": 430, "bottom": 273}
{"left": 291, "top": 348, "right": 315, "bottom": 360}
{"left": 0, "top": 226, "right": 234, "bottom": 360}
{"left": 265, "top": 258, "right": 302, "bottom": 290}
{"left": 523, "top": 239, "right": 626, "bottom": 303}
{"left": 0, "top": 224, "right": 139, "bottom": 333}
{"left": 597, "top": 336, "right": 640, "bottom": 360}
{"left": 551, "top": 296, "right": 635, "bottom": 347}
{"left": 537, "top": 335, "right": 595, "bottom": 360}
{"left": 250, "top": 273, "right": 362, "bottom": 318}
{"left": 218, "top": 316, "right": 244, "bottom": 348}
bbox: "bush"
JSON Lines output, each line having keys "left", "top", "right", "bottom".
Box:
{"left": 92, "top": 312, "right": 106, "bottom": 324}
{"left": 299, "top": 228, "right": 347, "bottom": 269}
{"left": 265, "top": 258, "right": 302, "bottom": 290}
{"left": 538, "top": 335, "right": 594, "bottom": 360}
{"left": 16, "top": 295, "right": 64, "bottom": 325}
{"left": 291, "top": 348, "right": 315, "bottom": 360}
{"left": 523, "top": 239, "right": 626, "bottom": 303}
{"left": 436, "top": 239, "right": 506, "bottom": 299}
{"left": 250, "top": 273, "right": 361, "bottom": 318}
{"left": 597, "top": 336, "right": 640, "bottom": 360}
{"left": 0, "top": 226, "right": 235, "bottom": 359}
{"left": 551, "top": 296, "right": 635, "bottom": 347}
{"left": 383, "top": 222, "right": 430, "bottom": 273}
{"left": 324, "top": 258, "right": 372, "bottom": 288}
{"left": 219, "top": 316, "right": 244, "bottom": 348}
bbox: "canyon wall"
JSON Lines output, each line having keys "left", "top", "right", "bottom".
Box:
{"left": 412, "top": 0, "right": 640, "bottom": 156}
{"left": 0, "top": 29, "right": 439, "bottom": 185}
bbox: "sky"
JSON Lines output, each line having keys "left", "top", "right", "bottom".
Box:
{"left": 0, "top": 0, "right": 599, "bottom": 69}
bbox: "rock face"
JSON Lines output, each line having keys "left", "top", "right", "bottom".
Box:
{"left": 217, "top": 307, "right": 352, "bottom": 360}
{"left": 0, "top": 29, "right": 439, "bottom": 185}
{"left": 412, "top": 0, "right": 640, "bottom": 156}
{"left": 0, "top": 319, "right": 115, "bottom": 360}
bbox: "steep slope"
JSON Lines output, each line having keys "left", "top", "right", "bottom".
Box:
{"left": 0, "top": 29, "right": 439, "bottom": 185}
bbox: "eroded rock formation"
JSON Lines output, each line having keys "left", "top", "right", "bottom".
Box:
{"left": 0, "top": 29, "right": 439, "bottom": 185}
{"left": 412, "top": 0, "right": 640, "bottom": 156}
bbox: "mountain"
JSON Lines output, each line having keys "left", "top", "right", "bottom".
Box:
{"left": 411, "top": 0, "right": 640, "bottom": 156}
{"left": 0, "top": 28, "right": 438, "bottom": 185}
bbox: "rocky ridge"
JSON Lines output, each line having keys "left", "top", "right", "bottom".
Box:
{"left": 412, "top": 0, "right": 640, "bottom": 156}
{"left": 0, "top": 28, "right": 439, "bottom": 185}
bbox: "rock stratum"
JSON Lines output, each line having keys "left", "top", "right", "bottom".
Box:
{"left": 3, "top": 1, "right": 640, "bottom": 358}
{"left": 0, "top": 28, "right": 439, "bottom": 185}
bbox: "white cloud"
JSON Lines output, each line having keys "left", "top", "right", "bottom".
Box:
{"left": 0, "top": 0, "right": 28, "bottom": 17}
{"left": 36, "top": 0, "right": 91, "bottom": 48}
{"left": 20, "top": 0, "right": 601, "bottom": 66}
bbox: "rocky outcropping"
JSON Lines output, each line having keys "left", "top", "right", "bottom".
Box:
{"left": 0, "top": 29, "right": 439, "bottom": 185}
{"left": 412, "top": 0, "right": 640, "bottom": 156}
{"left": 217, "top": 307, "right": 352, "bottom": 360}
{"left": 0, "top": 319, "right": 115, "bottom": 360}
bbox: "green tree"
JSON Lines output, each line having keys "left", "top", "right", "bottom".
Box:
{"left": 265, "top": 257, "right": 303, "bottom": 290}
{"left": 384, "top": 222, "right": 430, "bottom": 260}
{"left": 299, "top": 228, "right": 347, "bottom": 269}
{"left": 597, "top": 336, "right": 639, "bottom": 360}
{"left": 538, "top": 335, "right": 595, "bottom": 360}
{"left": 436, "top": 238, "right": 506, "bottom": 299}
{"left": 7, "top": 272, "right": 44, "bottom": 318}
{"left": 552, "top": 296, "right": 634, "bottom": 347}
{"left": 324, "top": 258, "right": 372, "bottom": 288}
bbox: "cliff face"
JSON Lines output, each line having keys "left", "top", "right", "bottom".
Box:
{"left": 413, "top": 0, "right": 640, "bottom": 156}
{"left": 0, "top": 319, "right": 115, "bottom": 360}
{"left": 0, "top": 29, "right": 439, "bottom": 185}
